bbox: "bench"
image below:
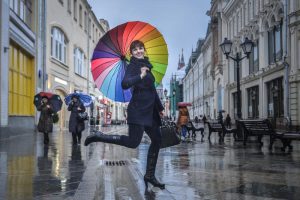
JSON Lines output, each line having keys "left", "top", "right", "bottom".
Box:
{"left": 236, "top": 119, "right": 273, "bottom": 146}
{"left": 206, "top": 121, "right": 223, "bottom": 143}
{"left": 267, "top": 121, "right": 300, "bottom": 152}
{"left": 221, "top": 122, "right": 238, "bottom": 141}
{"left": 184, "top": 121, "right": 204, "bottom": 140}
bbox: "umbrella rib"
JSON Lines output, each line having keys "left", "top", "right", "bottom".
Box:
{"left": 92, "top": 49, "right": 120, "bottom": 59}
{"left": 91, "top": 59, "right": 119, "bottom": 72}
{"left": 102, "top": 36, "right": 122, "bottom": 56}
{"left": 143, "top": 35, "right": 165, "bottom": 44}
{"left": 115, "top": 27, "right": 123, "bottom": 55}
{"left": 148, "top": 60, "right": 168, "bottom": 66}
{"left": 124, "top": 22, "right": 148, "bottom": 53}
{"left": 145, "top": 44, "right": 168, "bottom": 50}
{"left": 116, "top": 61, "right": 125, "bottom": 102}
{"left": 105, "top": 62, "right": 121, "bottom": 99}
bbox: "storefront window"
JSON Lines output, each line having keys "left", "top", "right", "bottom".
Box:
{"left": 267, "top": 77, "right": 284, "bottom": 118}
{"left": 232, "top": 92, "right": 238, "bottom": 119}
{"left": 247, "top": 86, "right": 259, "bottom": 118}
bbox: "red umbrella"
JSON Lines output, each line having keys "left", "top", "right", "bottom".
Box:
{"left": 177, "top": 102, "right": 192, "bottom": 107}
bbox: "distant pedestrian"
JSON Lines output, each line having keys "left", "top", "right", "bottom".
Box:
{"left": 68, "top": 95, "right": 86, "bottom": 145}
{"left": 84, "top": 40, "right": 165, "bottom": 190}
{"left": 37, "top": 96, "right": 54, "bottom": 145}
{"left": 177, "top": 106, "right": 190, "bottom": 139}
{"left": 194, "top": 116, "right": 199, "bottom": 123}
{"left": 202, "top": 114, "right": 207, "bottom": 123}
{"left": 225, "top": 114, "right": 232, "bottom": 128}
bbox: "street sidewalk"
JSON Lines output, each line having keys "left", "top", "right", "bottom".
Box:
{"left": 0, "top": 124, "right": 126, "bottom": 200}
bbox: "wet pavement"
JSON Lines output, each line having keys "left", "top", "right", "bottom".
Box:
{"left": 1, "top": 124, "right": 300, "bottom": 200}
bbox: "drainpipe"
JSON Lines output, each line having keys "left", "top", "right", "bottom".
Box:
{"left": 283, "top": 0, "right": 290, "bottom": 127}
{"left": 42, "top": 0, "right": 47, "bottom": 91}
{"left": 87, "top": 6, "right": 91, "bottom": 95}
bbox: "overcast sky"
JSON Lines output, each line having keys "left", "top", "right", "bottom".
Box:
{"left": 87, "top": 0, "right": 211, "bottom": 91}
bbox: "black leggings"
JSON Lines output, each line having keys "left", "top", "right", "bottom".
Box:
{"left": 111, "top": 121, "right": 162, "bottom": 155}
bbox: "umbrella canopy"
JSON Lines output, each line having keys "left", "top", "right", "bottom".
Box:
{"left": 177, "top": 102, "right": 192, "bottom": 107}
{"left": 34, "top": 92, "right": 63, "bottom": 113}
{"left": 64, "top": 93, "right": 93, "bottom": 107}
{"left": 91, "top": 21, "right": 168, "bottom": 102}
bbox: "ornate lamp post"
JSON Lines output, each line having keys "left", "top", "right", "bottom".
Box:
{"left": 172, "top": 89, "right": 176, "bottom": 120}
{"left": 220, "top": 37, "right": 254, "bottom": 119}
{"left": 163, "top": 89, "right": 168, "bottom": 118}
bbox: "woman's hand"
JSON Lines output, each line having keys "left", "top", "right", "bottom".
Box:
{"left": 77, "top": 107, "right": 82, "bottom": 111}
{"left": 140, "top": 67, "right": 149, "bottom": 79}
{"left": 159, "top": 111, "right": 164, "bottom": 118}
{"left": 46, "top": 105, "right": 50, "bottom": 109}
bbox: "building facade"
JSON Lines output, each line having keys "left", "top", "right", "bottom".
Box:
{"left": 0, "top": 0, "right": 41, "bottom": 133}
{"left": 183, "top": 39, "right": 204, "bottom": 119}
{"left": 222, "top": 0, "right": 300, "bottom": 127}
{"left": 45, "top": 0, "right": 109, "bottom": 129}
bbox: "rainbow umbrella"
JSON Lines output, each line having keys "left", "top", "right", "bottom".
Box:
{"left": 91, "top": 21, "right": 168, "bottom": 102}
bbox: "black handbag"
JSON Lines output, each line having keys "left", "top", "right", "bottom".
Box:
{"left": 160, "top": 122, "right": 181, "bottom": 148}
{"left": 52, "top": 113, "right": 59, "bottom": 123}
{"left": 77, "top": 112, "right": 89, "bottom": 121}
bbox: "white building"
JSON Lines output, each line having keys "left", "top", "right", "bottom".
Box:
{"left": 183, "top": 39, "right": 205, "bottom": 119}
{"left": 220, "top": 0, "right": 300, "bottom": 127}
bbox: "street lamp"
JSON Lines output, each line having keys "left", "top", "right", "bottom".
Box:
{"left": 220, "top": 37, "right": 254, "bottom": 119}
{"left": 172, "top": 89, "right": 176, "bottom": 120}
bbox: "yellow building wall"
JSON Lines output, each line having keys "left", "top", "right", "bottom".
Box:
{"left": 9, "top": 43, "right": 35, "bottom": 116}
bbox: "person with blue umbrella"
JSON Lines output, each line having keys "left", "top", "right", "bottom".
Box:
{"left": 67, "top": 94, "right": 86, "bottom": 145}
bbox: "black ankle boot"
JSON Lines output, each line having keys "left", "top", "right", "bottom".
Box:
{"left": 84, "top": 132, "right": 121, "bottom": 146}
{"left": 144, "top": 175, "right": 165, "bottom": 189}
{"left": 144, "top": 152, "right": 165, "bottom": 189}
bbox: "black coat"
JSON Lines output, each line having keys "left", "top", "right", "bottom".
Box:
{"left": 37, "top": 103, "right": 54, "bottom": 133}
{"left": 68, "top": 101, "right": 86, "bottom": 133}
{"left": 122, "top": 56, "right": 164, "bottom": 127}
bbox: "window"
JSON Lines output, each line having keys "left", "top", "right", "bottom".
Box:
{"left": 74, "top": 48, "right": 85, "bottom": 77}
{"left": 79, "top": 5, "right": 82, "bottom": 27}
{"left": 67, "top": 0, "right": 71, "bottom": 13}
{"left": 73, "top": 0, "right": 77, "bottom": 21}
{"left": 249, "top": 40, "right": 259, "bottom": 74}
{"left": 267, "top": 77, "right": 284, "bottom": 118}
{"left": 51, "top": 27, "right": 67, "bottom": 64}
{"left": 92, "top": 24, "right": 95, "bottom": 41}
{"left": 247, "top": 86, "right": 259, "bottom": 118}
{"left": 89, "top": 18, "right": 92, "bottom": 37}
{"left": 268, "top": 21, "right": 283, "bottom": 64}
{"left": 10, "top": 0, "right": 33, "bottom": 29}
{"left": 84, "top": 11, "right": 87, "bottom": 31}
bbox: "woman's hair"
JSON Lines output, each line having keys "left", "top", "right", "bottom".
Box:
{"left": 129, "top": 40, "right": 145, "bottom": 54}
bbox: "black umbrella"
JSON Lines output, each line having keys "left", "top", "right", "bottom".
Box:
{"left": 34, "top": 92, "right": 63, "bottom": 113}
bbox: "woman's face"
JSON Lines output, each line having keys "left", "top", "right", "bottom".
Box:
{"left": 131, "top": 46, "right": 145, "bottom": 59}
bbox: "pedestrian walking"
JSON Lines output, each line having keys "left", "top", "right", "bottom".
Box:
{"left": 176, "top": 106, "right": 190, "bottom": 139}
{"left": 225, "top": 114, "right": 232, "bottom": 128}
{"left": 202, "top": 114, "right": 207, "bottom": 123}
{"left": 194, "top": 116, "right": 199, "bottom": 123}
{"left": 68, "top": 95, "right": 86, "bottom": 145}
{"left": 37, "top": 96, "right": 54, "bottom": 145}
{"left": 84, "top": 40, "right": 165, "bottom": 190}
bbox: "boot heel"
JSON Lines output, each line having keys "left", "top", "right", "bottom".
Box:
{"left": 144, "top": 179, "right": 148, "bottom": 188}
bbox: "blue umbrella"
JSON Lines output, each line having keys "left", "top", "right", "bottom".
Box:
{"left": 64, "top": 93, "right": 93, "bottom": 107}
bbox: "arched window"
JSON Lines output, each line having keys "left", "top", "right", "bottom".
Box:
{"left": 51, "top": 27, "right": 67, "bottom": 64}
{"left": 74, "top": 48, "right": 86, "bottom": 77}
